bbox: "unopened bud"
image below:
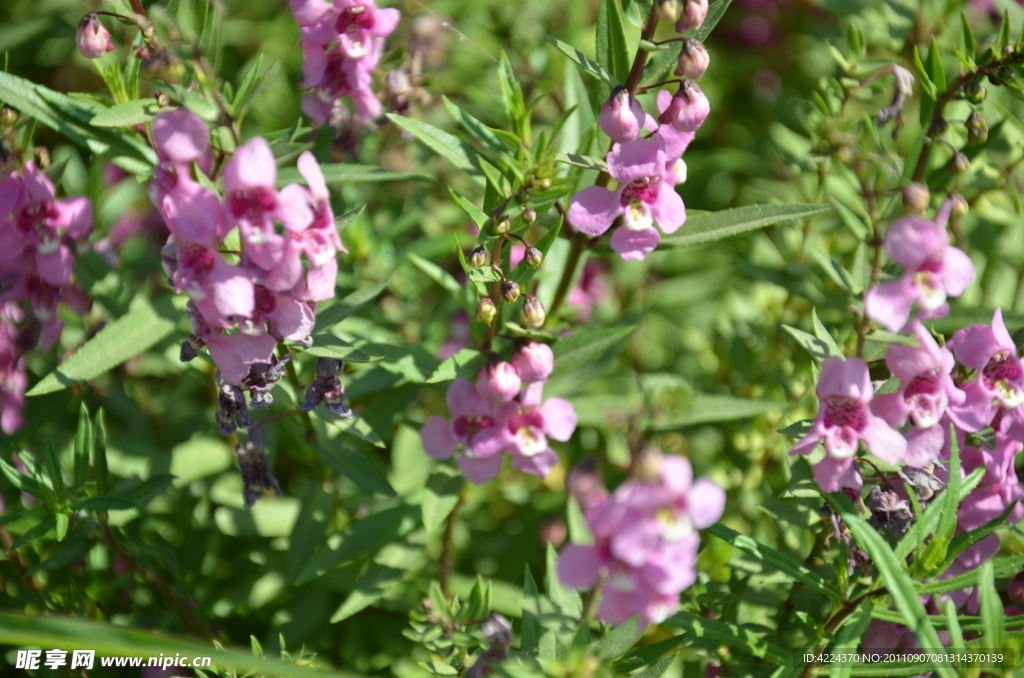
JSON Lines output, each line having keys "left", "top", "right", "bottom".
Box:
{"left": 524, "top": 246, "right": 543, "bottom": 269}
{"left": 674, "top": 39, "right": 710, "bottom": 80}
{"left": 0, "top": 107, "right": 18, "bottom": 128}
{"left": 155, "top": 90, "right": 171, "bottom": 108}
{"left": 501, "top": 280, "right": 521, "bottom": 303}
{"left": 950, "top": 192, "right": 969, "bottom": 217}
{"left": 538, "top": 178, "right": 552, "bottom": 190}
{"left": 469, "top": 246, "right": 488, "bottom": 269}
{"left": 963, "top": 81, "right": 987, "bottom": 104}
{"left": 676, "top": 0, "right": 709, "bottom": 32}
{"left": 520, "top": 295, "right": 546, "bottom": 328}
{"left": 522, "top": 207, "right": 537, "bottom": 224}
{"left": 1009, "top": 572, "right": 1024, "bottom": 605}
{"left": 927, "top": 116, "right": 948, "bottom": 138}
{"left": 658, "top": 0, "right": 684, "bottom": 24}
{"left": 476, "top": 297, "right": 497, "bottom": 324}
{"left": 512, "top": 341, "right": 554, "bottom": 383}
{"left": 948, "top": 151, "right": 969, "bottom": 174}
{"left": 132, "top": 44, "right": 151, "bottom": 61}
{"left": 658, "top": 80, "right": 710, "bottom": 133}
{"left": 476, "top": 357, "right": 522, "bottom": 404}
{"left": 633, "top": 447, "right": 664, "bottom": 482}
{"left": 966, "top": 111, "right": 987, "bottom": 144}
{"left": 493, "top": 216, "right": 510, "bottom": 234}
{"left": 901, "top": 183, "right": 930, "bottom": 214}
{"left": 76, "top": 13, "right": 115, "bottom": 60}
{"left": 35, "top": 148, "right": 50, "bottom": 169}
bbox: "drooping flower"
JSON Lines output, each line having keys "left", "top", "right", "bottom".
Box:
{"left": 568, "top": 137, "right": 686, "bottom": 261}
{"left": 864, "top": 201, "right": 975, "bottom": 333}
{"left": 511, "top": 341, "right": 554, "bottom": 383}
{"left": 76, "top": 14, "right": 115, "bottom": 60}
{"left": 599, "top": 87, "right": 647, "bottom": 144}
{"left": 558, "top": 454, "right": 724, "bottom": 625}
{"left": 790, "top": 356, "right": 907, "bottom": 492}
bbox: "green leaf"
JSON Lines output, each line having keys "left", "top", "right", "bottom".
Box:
{"left": 778, "top": 419, "right": 814, "bottom": 438}
{"left": 73, "top": 403, "right": 92, "bottom": 486}
{"left": 546, "top": 35, "right": 619, "bottom": 87}
{"left": 26, "top": 532, "right": 89, "bottom": 575}
{"left": 555, "top": 153, "right": 608, "bottom": 172}
{"left": 386, "top": 114, "right": 484, "bottom": 184}
{"left": 94, "top": 409, "right": 109, "bottom": 497}
{"left": 313, "top": 276, "right": 390, "bottom": 333}
{"left": 660, "top": 204, "right": 833, "bottom": 249}
{"left": 71, "top": 496, "right": 138, "bottom": 511}
{"left": 942, "top": 502, "right": 1017, "bottom": 569}
{"left": 596, "top": 0, "right": 631, "bottom": 88}
{"left": 591, "top": 617, "right": 641, "bottom": 660}
{"left": 830, "top": 600, "right": 874, "bottom": 678}
{"left": 54, "top": 513, "right": 69, "bottom": 542}
{"left": 0, "top": 71, "right": 156, "bottom": 175}
{"left": 8, "top": 517, "right": 56, "bottom": 551}
{"left": 927, "top": 38, "right": 946, "bottom": 93}
{"left": 640, "top": 0, "right": 732, "bottom": 86}
{"left": 0, "top": 457, "right": 42, "bottom": 497}
{"left": 27, "top": 295, "right": 179, "bottom": 396}
{"left": 316, "top": 446, "right": 394, "bottom": 497}
{"left": 916, "top": 553, "right": 1024, "bottom": 594}
{"left": 978, "top": 561, "right": 1004, "bottom": 651}
{"left": 566, "top": 496, "right": 593, "bottom": 546}
{"left": 89, "top": 98, "right": 160, "bottom": 127}
{"left": 408, "top": 252, "right": 465, "bottom": 301}
{"left": 276, "top": 163, "right": 428, "bottom": 187}
{"left": 448, "top": 188, "right": 489, "bottom": 230}
{"left": 812, "top": 308, "right": 843, "bottom": 357}
{"left": 783, "top": 324, "right": 844, "bottom": 361}
{"left": 303, "top": 334, "right": 383, "bottom": 363}
{"left": 707, "top": 524, "right": 842, "bottom": 600}
{"left": 498, "top": 52, "right": 528, "bottom": 139}
{"left": 427, "top": 349, "right": 487, "bottom": 384}
{"left": 287, "top": 488, "right": 334, "bottom": 584}
{"left": 822, "top": 491, "right": 957, "bottom": 678}
{"left": 919, "top": 425, "right": 961, "bottom": 574}
{"left": 44, "top": 438, "right": 63, "bottom": 495}
{"left": 0, "top": 613, "right": 354, "bottom": 678}
{"left": 553, "top": 325, "right": 635, "bottom": 372}
{"left": 521, "top": 565, "right": 541, "bottom": 656}
{"left": 545, "top": 543, "right": 582, "bottom": 617}
{"left": 232, "top": 54, "right": 269, "bottom": 116}
{"left": 961, "top": 13, "right": 976, "bottom": 61}
{"left": 422, "top": 468, "right": 463, "bottom": 534}
{"left": 649, "top": 394, "right": 782, "bottom": 430}
{"left": 664, "top": 610, "right": 787, "bottom": 663}
{"left": 944, "top": 598, "right": 966, "bottom": 651}
{"left": 812, "top": 249, "right": 855, "bottom": 294}
{"left": 442, "top": 96, "right": 512, "bottom": 158}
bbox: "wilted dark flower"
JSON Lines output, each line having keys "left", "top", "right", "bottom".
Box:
{"left": 466, "top": 614, "right": 514, "bottom": 678}
{"left": 235, "top": 425, "right": 282, "bottom": 509}
{"left": 867, "top": 485, "right": 913, "bottom": 538}
{"left": 877, "top": 65, "right": 914, "bottom": 126}
{"left": 899, "top": 465, "right": 946, "bottom": 501}
{"left": 240, "top": 354, "right": 292, "bottom": 409}
{"left": 298, "top": 358, "right": 353, "bottom": 417}
{"left": 217, "top": 372, "right": 254, "bottom": 436}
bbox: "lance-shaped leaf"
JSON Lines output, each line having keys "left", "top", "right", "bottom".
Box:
{"left": 546, "top": 36, "right": 619, "bottom": 87}
{"left": 276, "top": 163, "right": 428, "bottom": 187}
{"left": 660, "top": 204, "right": 834, "bottom": 249}
{"left": 314, "top": 275, "right": 391, "bottom": 333}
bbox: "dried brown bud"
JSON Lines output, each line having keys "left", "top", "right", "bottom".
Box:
{"left": 155, "top": 90, "right": 171, "bottom": 108}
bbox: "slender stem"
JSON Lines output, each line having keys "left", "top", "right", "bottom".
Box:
{"left": 549, "top": 235, "right": 585, "bottom": 317}
{"left": 578, "top": 575, "right": 607, "bottom": 624}
{"left": 484, "top": 237, "right": 506, "bottom": 351}
{"left": 855, "top": 176, "right": 881, "bottom": 359}
{"left": 439, "top": 489, "right": 466, "bottom": 598}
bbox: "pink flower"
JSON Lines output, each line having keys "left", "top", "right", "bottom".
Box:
{"left": 332, "top": 0, "right": 401, "bottom": 59}
{"left": 946, "top": 308, "right": 1024, "bottom": 433}
{"left": 475, "top": 358, "right": 522, "bottom": 405}
{"left": 186, "top": 303, "right": 277, "bottom": 385}
{"left": 865, "top": 201, "right": 975, "bottom": 332}
{"left": 568, "top": 137, "right": 687, "bottom": 261}
{"left": 870, "top": 323, "right": 965, "bottom": 466}
{"left": 493, "top": 381, "right": 576, "bottom": 478}
{"left": 790, "top": 356, "right": 907, "bottom": 492}
{"left": 599, "top": 87, "right": 647, "bottom": 144}
{"left": 0, "top": 310, "right": 26, "bottom": 435}
{"left": 558, "top": 455, "right": 724, "bottom": 625}
{"left": 657, "top": 83, "right": 710, "bottom": 136}
{"left": 152, "top": 109, "right": 210, "bottom": 165}
{"left": 511, "top": 341, "right": 554, "bottom": 383}
{"left": 957, "top": 436, "right": 1024, "bottom": 532}
{"left": 567, "top": 260, "right": 610, "bottom": 323}
{"left": 420, "top": 379, "right": 511, "bottom": 484}
{"left": 76, "top": 14, "right": 115, "bottom": 59}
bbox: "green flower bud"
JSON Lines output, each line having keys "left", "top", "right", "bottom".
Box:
{"left": 0, "top": 107, "right": 18, "bottom": 128}
{"left": 493, "top": 216, "right": 510, "bottom": 234}
{"left": 501, "top": 279, "right": 521, "bottom": 303}
{"left": 948, "top": 151, "right": 969, "bottom": 174}
{"left": 469, "top": 246, "right": 488, "bottom": 269}
{"left": 524, "top": 246, "right": 543, "bottom": 269}
{"left": 538, "top": 178, "right": 552, "bottom": 190}
{"left": 522, "top": 207, "right": 537, "bottom": 225}
{"left": 950, "top": 192, "right": 969, "bottom": 217}
{"left": 901, "top": 182, "right": 930, "bottom": 214}
{"left": 520, "top": 295, "right": 546, "bottom": 328}
{"left": 963, "top": 81, "right": 987, "bottom": 104}
{"left": 658, "top": 0, "right": 684, "bottom": 23}
{"left": 927, "top": 115, "right": 948, "bottom": 138}
{"left": 476, "top": 297, "right": 497, "bottom": 324}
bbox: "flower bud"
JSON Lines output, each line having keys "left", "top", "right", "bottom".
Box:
{"left": 676, "top": 0, "right": 709, "bottom": 32}
{"left": 493, "top": 215, "right": 510, "bottom": 234}
{"left": 520, "top": 295, "right": 546, "bottom": 328}
{"left": 963, "top": 81, "right": 987, "bottom": 104}
{"left": 1008, "top": 572, "right": 1024, "bottom": 605}
{"left": 599, "top": 86, "right": 646, "bottom": 144}
{"left": 658, "top": 0, "right": 684, "bottom": 24}
{"left": 0, "top": 107, "right": 18, "bottom": 128}
{"left": 76, "top": 14, "right": 115, "bottom": 59}
{"left": 674, "top": 39, "right": 710, "bottom": 80}
{"left": 469, "top": 246, "right": 488, "bottom": 269}
{"left": 482, "top": 614, "right": 514, "bottom": 647}
{"left": 658, "top": 80, "right": 710, "bottom": 133}
{"left": 901, "top": 183, "right": 930, "bottom": 214}
{"left": 539, "top": 517, "right": 567, "bottom": 547}
{"left": 948, "top": 151, "right": 969, "bottom": 174}
{"left": 950, "top": 192, "right": 969, "bottom": 217}
{"left": 512, "top": 341, "right": 554, "bottom": 383}
{"left": 475, "top": 357, "right": 522, "bottom": 405}
{"left": 501, "top": 279, "right": 521, "bottom": 303}
{"left": 524, "top": 246, "right": 543, "bottom": 269}
{"left": 154, "top": 90, "right": 171, "bottom": 108}
{"left": 476, "top": 296, "right": 497, "bottom": 324}
{"left": 522, "top": 207, "right": 537, "bottom": 225}
{"left": 633, "top": 447, "right": 664, "bottom": 482}
{"left": 966, "top": 111, "right": 988, "bottom": 145}
{"left": 567, "top": 458, "right": 607, "bottom": 509}
{"left": 538, "top": 178, "right": 552, "bottom": 190}
{"left": 927, "top": 116, "right": 948, "bottom": 138}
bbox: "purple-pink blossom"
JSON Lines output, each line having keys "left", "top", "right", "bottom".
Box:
{"left": 864, "top": 201, "right": 975, "bottom": 333}
{"left": 76, "top": 14, "right": 115, "bottom": 60}
{"left": 599, "top": 87, "right": 647, "bottom": 144}
{"left": 568, "top": 137, "right": 687, "bottom": 261}
{"left": 790, "top": 356, "right": 907, "bottom": 493}
{"left": 557, "top": 454, "right": 724, "bottom": 625}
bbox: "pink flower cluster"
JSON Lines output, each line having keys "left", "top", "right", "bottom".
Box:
{"left": 569, "top": 83, "right": 710, "bottom": 260}
{"left": 149, "top": 108, "right": 344, "bottom": 386}
{"left": 420, "top": 342, "right": 577, "bottom": 484}
{"left": 0, "top": 163, "right": 94, "bottom": 433}
{"left": 290, "top": 0, "right": 401, "bottom": 125}
{"left": 865, "top": 201, "right": 975, "bottom": 333}
{"left": 557, "top": 454, "right": 725, "bottom": 625}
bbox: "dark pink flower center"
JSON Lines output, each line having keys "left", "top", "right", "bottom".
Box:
{"left": 453, "top": 415, "right": 494, "bottom": 441}
{"left": 619, "top": 178, "right": 660, "bottom": 207}
{"left": 983, "top": 351, "right": 1022, "bottom": 389}
{"left": 904, "top": 372, "right": 939, "bottom": 400}
{"left": 16, "top": 201, "right": 59, "bottom": 234}
{"left": 178, "top": 243, "right": 214, "bottom": 272}
{"left": 254, "top": 285, "right": 276, "bottom": 314}
{"left": 508, "top": 406, "right": 544, "bottom": 435}
{"left": 823, "top": 396, "right": 867, "bottom": 432}
{"left": 227, "top": 187, "right": 277, "bottom": 221}
{"left": 320, "top": 52, "right": 356, "bottom": 95}
{"left": 903, "top": 371, "right": 946, "bottom": 426}
{"left": 335, "top": 5, "right": 375, "bottom": 33}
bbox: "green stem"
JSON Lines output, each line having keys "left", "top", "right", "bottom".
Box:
{"left": 484, "top": 236, "right": 506, "bottom": 351}
{"left": 549, "top": 235, "right": 585, "bottom": 317}
{"left": 439, "top": 488, "right": 466, "bottom": 598}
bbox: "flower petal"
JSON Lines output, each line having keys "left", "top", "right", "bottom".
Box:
{"left": 557, "top": 544, "right": 602, "bottom": 589}
{"left": 421, "top": 416, "right": 457, "bottom": 460}
{"left": 610, "top": 226, "right": 660, "bottom": 261}
{"left": 568, "top": 186, "right": 621, "bottom": 237}
{"left": 541, "top": 397, "right": 577, "bottom": 442}
{"left": 457, "top": 454, "right": 503, "bottom": 485}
